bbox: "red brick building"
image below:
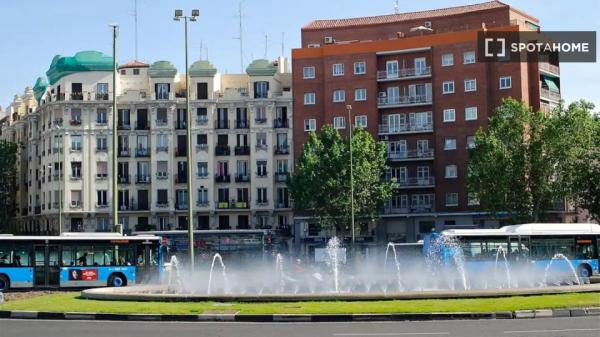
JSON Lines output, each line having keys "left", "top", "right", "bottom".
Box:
{"left": 292, "top": 1, "right": 565, "bottom": 243}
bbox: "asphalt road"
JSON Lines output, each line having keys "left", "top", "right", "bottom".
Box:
{"left": 1, "top": 317, "right": 599, "bottom": 337}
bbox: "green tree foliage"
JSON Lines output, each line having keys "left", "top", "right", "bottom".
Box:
{"left": 0, "top": 140, "right": 18, "bottom": 233}
{"left": 467, "top": 98, "right": 599, "bottom": 223}
{"left": 288, "top": 125, "right": 395, "bottom": 234}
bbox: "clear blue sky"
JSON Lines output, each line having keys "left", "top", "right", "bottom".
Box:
{"left": 0, "top": 0, "right": 598, "bottom": 110}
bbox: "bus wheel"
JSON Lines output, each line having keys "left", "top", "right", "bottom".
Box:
{"left": 577, "top": 264, "right": 592, "bottom": 278}
{"left": 108, "top": 274, "right": 126, "bottom": 287}
{"left": 0, "top": 275, "right": 9, "bottom": 291}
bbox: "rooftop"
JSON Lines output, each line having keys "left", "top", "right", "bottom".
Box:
{"left": 119, "top": 60, "right": 149, "bottom": 69}
{"left": 302, "top": 1, "right": 535, "bottom": 30}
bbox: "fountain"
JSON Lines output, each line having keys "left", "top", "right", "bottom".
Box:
{"left": 207, "top": 253, "right": 229, "bottom": 295}
{"left": 494, "top": 246, "right": 512, "bottom": 288}
{"left": 166, "top": 255, "right": 183, "bottom": 292}
{"left": 384, "top": 242, "right": 403, "bottom": 291}
{"left": 326, "top": 237, "right": 341, "bottom": 293}
{"left": 275, "top": 253, "right": 285, "bottom": 293}
{"left": 542, "top": 253, "right": 582, "bottom": 286}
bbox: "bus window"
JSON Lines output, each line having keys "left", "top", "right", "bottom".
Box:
{"left": 117, "top": 245, "right": 135, "bottom": 266}
{"left": 531, "top": 238, "right": 574, "bottom": 259}
{"left": 13, "top": 246, "right": 30, "bottom": 266}
{"left": 0, "top": 244, "right": 12, "bottom": 266}
{"left": 104, "top": 247, "right": 115, "bottom": 266}
{"left": 93, "top": 246, "right": 106, "bottom": 266}
{"left": 75, "top": 247, "right": 93, "bottom": 266}
{"left": 575, "top": 239, "right": 594, "bottom": 260}
{"left": 62, "top": 247, "right": 75, "bottom": 266}
{"left": 136, "top": 245, "right": 146, "bottom": 266}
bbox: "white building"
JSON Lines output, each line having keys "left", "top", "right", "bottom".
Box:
{"left": 1, "top": 51, "right": 293, "bottom": 237}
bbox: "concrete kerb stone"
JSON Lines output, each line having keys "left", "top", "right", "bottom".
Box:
{"left": 64, "top": 312, "right": 97, "bottom": 320}
{"left": 551, "top": 309, "right": 571, "bottom": 317}
{"left": 569, "top": 308, "right": 588, "bottom": 317}
{"left": 9, "top": 311, "right": 38, "bottom": 319}
{"left": 514, "top": 310, "right": 535, "bottom": 319}
{"left": 586, "top": 307, "right": 600, "bottom": 316}
{"left": 534, "top": 309, "right": 553, "bottom": 318}
{"left": 272, "top": 314, "right": 312, "bottom": 322}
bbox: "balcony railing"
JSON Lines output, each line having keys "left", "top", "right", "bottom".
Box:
{"left": 156, "top": 201, "right": 169, "bottom": 208}
{"left": 96, "top": 173, "right": 108, "bottom": 180}
{"left": 540, "top": 88, "right": 561, "bottom": 102}
{"left": 174, "top": 174, "right": 187, "bottom": 184}
{"left": 70, "top": 92, "right": 84, "bottom": 101}
{"left": 215, "top": 145, "right": 230, "bottom": 156}
{"left": 118, "top": 175, "right": 131, "bottom": 184}
{"left": 196, "top": 144, "right": 209, "bottom": 152}
{"left": 234, "top": 145, "right": 250, "bottom": 155}
{"left": 235, "top": 174, "right": 250, "bottom": 183}
{"left": 217, "top": 200, "right": 249, "bottom": 209}
{"left": 156, "top": 119, "right": 168, "bottom": 126}
{"left": 215, "top": 174, "right": 231, "bottom": 183}
{"left": 215, "top": 120, "right": 229, "bottom": 129}
{"left": 175, "top": 120, "right": 186, "bottom": 129}
{"left": 378, "top": 123, "right": 433, "bottom": 135}
{"left": 378, "top": 94, "right": 431, "bottom": 107}
{"left": 235, "top": 119, "right": 249, "bottom": 129}
{"left": 276, "top": 200, "right": 290, "bottom": 209}
{"left": 117, "top": 123, "right": 131, "bottom": 130}
{"left": 174, "top": 148, "right": 187, "bottom": 157}
{"left": 96, "top": 146, "right": 108, "bottom": 153}
{"left": 135, "top": 147, "right": 150, "bottom": 157}
{"left": 156, "top": 172, "right": 168, "bottom": 180}
{"left": 384, "top": 203, "right": 435, "bottom": 214}
{"left": 156, "top": 146, "right": 168, "bottom": 153}
{"left": 274, "top": 172, "right": 289, "bottom": 182}
{"left": 118, "top": 148, "right": 131, "bottom": 157}
{"left": 136, "top": 122, "right": 150, "bottom": 130}
{"left": 392, "top": 177, "right": 436, "bottom": 188}
{"left": 196, "top": 116, "right": 209, "bottom": 125}
{"left": 377, "top": 66, "right": 432, "bottom": 81}
{"left": 274, "top": 144, "right": 290, "bottom": 155}
{"left": 274, "top": 118, "right": 289, "bottom": 128}
{"left": 95, "top": 93, "right": 109, "bottom": 100}
{"left": 387, "top": 149, "right": 434, "bottom": 161}
{"left": 255, "top": 117, "right": 267, "bottom": 124}
{"left": 70, "top": 119, "right": 82, "bottom": 126}
{"left": 96, "top": 118, "right": 108, "bottom": 125}
{"left": 135, "top": 174, "right": 151, "bottom": 184}
{"left": 539, "top": 62, "right": 560, "bottom": 76}
{"left": 70, "top": 201, "right": 82, "bottom": 208}
{"left": 197, "top": 172, "right": 209, "bottom": 179}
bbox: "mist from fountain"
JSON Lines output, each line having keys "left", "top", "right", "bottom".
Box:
{"left": 384, "top": 242, "right": 403, "bottom": 291}
{"left": 543, "top": 253, "right": 582, "bottom": 286}
{"left": 326, "top": 237, "right": 341, "bottom": 293}
{"left": 207, "top": 253, "right": 229, "bottom": 295}
{"left": 494, "top": 246, "right": 512, "bottom": 288}
{"left": 166, "top": 255, "right": 183, "bottom": 292}
{"left": 275, "top": 253, "right": 285, "bottom": 293}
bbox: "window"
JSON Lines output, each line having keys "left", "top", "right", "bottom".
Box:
{"left": 444, "top": 137, "right": 457, "bottom": 150}
{"left": 157, "top": 108, "right": 168, "bottom": 123}
{"left": 442, "top": 53, "right": 454, "bottom": 66}
{"left": 256, "top": 133, "right": 267, "bottom": 147}
{"left": 155, "top": 83, "right": 169, "bottom": 100}
{"left": 96, "top": 136, "right": 107, "bottom": 151}
{"left": 442, "top": 81, "right": 454, "bottom": 94}
{"left": 198, "top": 188, "right": 209, "bottom": 205}
{"left": 468, "top": 192, "right": 480, "bottom": 206}
{"left": 446, "top": 192, "right": 459, "bottom": 206}
{"left": 133, "top": 68, "right": 140, "bottom": 75}
{"left": 463, "top": 51, "right": 476, "bottom": 64}
{"left": 97, "top": 190, "right": 108, "bottom": 206}
{"left": 254, "top": 81, "right": 269, "bottom": 98}
{"left": 120, "top": 69, "right": 126, "bottom": 75}
{"left": 464, "top": 79, "right": 477, "bottom": 92}
{"left": 333, "top": 116, "right": 345, "bottom": 129}
{"left": 443, "top": 109, "right": 455, "bottom": 122}
{"left": 96, "top": 108, "right": 107, "bottom": 123}
{"left": 257, "top": 187, "right": 268, "bottom": 204}
{"left": 500, "top": 76, "right": 512, "bottom": 89}
{"left": 255, "top": 106, "right": 266, "bottom": 122}
{"left": 157, "top": 161, "right": 168, "bottom": 178}
{"left": 466, "top": 135, "right": 476, "bottom": 149}
{"left": 465, "top": 107, "right": 478, "bottom": 121}
{"left": 156, "top": 134, "right": 168, "bottom": 151}
{"left": 257, "top": 160, "right": 267, "bottom": 176}
{"left": 277, "top": 159, "right": 288, "bottom": 174}
{"left": 197, "top": 82, "right": 208, "bottom": 99}
{"left": 354, "top": 88, "right": 367, "bottom": 101}
{"left": 304, "top": 92, "right": 315, "bottom": 105}
{"left": 197, "top": 162, "right": 208, "bottom": 177}
{"left": 414, "top": 57, "right": 427, "bottom": 75}
{"left": 354, "top": 61, "right": 366, "bottom": 74}
{"left": 333, "top": 90, "right": 345, "bottom": 102}
{"left": 386, "top": 60, "right": 399, "bottom": 78}
{"left": 303, "top": 66, "right": 315, "bottom": 79}
{"left": 332, "top": 63, "right": 344, "bottom": 76}
{"left": 304, "top": 119, "right": 316, "bottom": 132}
{"left": 445, "top": 165, "right": 458, "bottom": 178}
{"left": 71, "top": 135, "right": 82, "bottom": 151}
{"left": 355, "top": 115, "right": 367, "bottom": 128}
{"left": 96, "top": 161, "right": 108, "bottom": 178}
{"left": 157, "top": 190, "right": 168, "bottom": 206}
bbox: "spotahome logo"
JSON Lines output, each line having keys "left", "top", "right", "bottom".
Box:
{"left": 478, "top": 31, "right": 596, "bottom": 62}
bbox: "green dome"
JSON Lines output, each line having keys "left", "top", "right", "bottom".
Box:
{"left": 246, "top": 59, "right": 276, "bottom": 76}
{"left": 189, "top": 60, "right": 217, "bottom": 77}
{"left": 33, "top": 77, "right": 48, "bottom": 104}
{"left": 148, "top": 61, "right": 177, "bottom": 78}
{"left": 46, "top": 51, "right": 113, "bottom": 85}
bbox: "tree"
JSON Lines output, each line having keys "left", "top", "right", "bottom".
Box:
{"left": 467, "top": 98, "right": 599, "bottom": 223}
{"left": 288, "top": 125, "right": 395, "bottom": 235}
{"left": 0, "top": 140, "right": 18, "bottom": 233}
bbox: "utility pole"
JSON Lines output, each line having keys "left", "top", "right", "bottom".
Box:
{"left": 134, "top": 0, "right": 139, "bottom": 60}
{"left": 109, "top": 24, "right": 120, "bottom": 234}
{"left": 238, "top": 2, "right": 243, "bottom": 72}
{"left": 174, "top": 9, "right": 199, "bottom": 272}
{"left": 346, "top": 105, "right": 355, "bottom": 250}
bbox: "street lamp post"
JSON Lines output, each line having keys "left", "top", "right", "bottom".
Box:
{"left": 346, "top": 105, "right": 355, "bottom": 250}
{"left": 174, "top": 9, "right": 199, "bottom": 272}
{"left": 109, "top": 24, "right": 120, "bottom": 235}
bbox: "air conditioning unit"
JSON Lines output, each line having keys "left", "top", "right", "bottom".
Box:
{"left": 307, "top": 43, "right": 321, "bottom": 48}
{"left": 424, "top": 21, "right": 432, "bottom": 29}
{"left": 324, "top": 36, "right": 334, "bottom": 44}
{"left": 378, "top": 92, "right": 387, "bottom": 98}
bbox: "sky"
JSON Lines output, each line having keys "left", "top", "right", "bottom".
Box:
{"left": 0, "top": 0, "right": 598, "bottom": 110}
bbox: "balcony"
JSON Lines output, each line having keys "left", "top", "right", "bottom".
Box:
{"left": 156, "top": 119, "right": 168, "bottom": 127}
{"left": 234, "top": 145, "right": 250, "bottom": 155}
{"left": 255, "top": 143, "right": 268, "bottom": 151}
{"left": 70, "top": 92, "right": 84, "bottom": 101}
{"left": 156, "top": 200, "right": 169, "bottom": 208}
{"left": 274, "top": 172, "right": 289, "bottom": 182}
{"left": 235, "top": 119, "right": 249, "bottom": 129}
{"left": 377, "top": 95, "right": 431, "bottom": 108}
{"left": 70, "top": 201, "right": 82, "bottom": 209}
{"left": 235, "top": 174, "right": 250, "bottom": 183}
{"left": 117, "top": 123, "right": 131, "bottom": 130}
{"left": 69, "top": 119, "right": 82, "bottom": 126}
{"left": 96, "top": 119, "right": 108, "bottom": 125}
{"left": 174, "top": 148, "right": 187, "bottom": 157}
{"left": 69, "top": 174, "right": 82, "bottom": 181}
{"left": 196, "top": 144, "right": 209, "bottom": 152}
{"left": 118, "top": 148, "right": 131, "bottom": 157}
{"left": 135, "top": 147, "right": 150, "bottom": 157}
{"left": 378, "top": 123, "right": 433, "bottom": 135}
{"left": 274, "top": 144, "right": 290, "bottom": 155}
{"left": 53, "top": 118, "right": 63, "bottom": 126}
{"left": 96, "top": 203, "right": 109, "bottom": 209}
{"left": 96, "top": 146, "right": 108, "bottom": 153}
{"left": 56, "top": 93, "right": 65, "bottom": 101}
{"left": 196, "top": 172, "right": 209, "bottom": 179}
{"left": 540, "top": 88, "right": 561, "bottom": 102}
{"left": 255, "top": 117, "right": 267, "bottom": 124}
{"left": 256, "top": 171, "right": 268, "bottom": 178}
{"left": 174, "top": 174, "right": 187, "bottom": 184}
{"left": 215, "top": 120, "right": 229, "bottom": 130}
{"left": 217, "top": 200, "right": 249, "bottom": 209}
{"left": 274, "top": 118, "right": 289, "bottom": 128}
{"left": 118, "top": 175, "right": 130, "bottom": 184}
{"left": 175, "top": 120, "right": 186, "bottom": 130}
{"left": 156, "top": 172, "right": 168, "bottom": 180}
{"left": 156, "top": 146, "right": 168, "bottom": 153}
{"left": 52, "top": 147, "right": 63, "bottom": 154}
{"left": 175, "top": 202, "right": 188, "bottom": 210}
{"left": 377, "top": 67, "right": 432, "bottom": 81}
{"left": 384, "top": 203, "right": 435, "bottom": 214}
{"left": 96, "top": 173, "right": 108, "bottom": 180}
{"left": 393, "top": 177, "right": 436, "bottom": 189}
{"left": 387, "top": 149, "right": 434, "bottom": 161}
{"left": 135, "top": 174, "right": 151, "bottom": 184}
{"left": 215, "top": 174, "right": 231, "bottom": 183}
{"left": 196, "top": 116, "right": 209, "bottom": 126}
{"left": 196, "top": 200, "right": 210, "bottom": 207}
{"left": 136, "top": 122, "right": 150, "bottom": 130}
{"left": 215, "top": 145, "right": 230, "bottom": 156}
{"left": 34, "top": 205, "right": 41, "bottom": 214}
{"left": 539, "top": 62, "right": 560, "bottom": 76}
{"left": 70, "top": 146, "right": 82, "bottom": 153}
{"left": 95, "top": 93, "right": 109, "bottom": 100}
{"left": 276, "top": 200, "right": 290, "bottom": 209}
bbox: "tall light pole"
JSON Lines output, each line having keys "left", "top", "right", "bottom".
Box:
{"left": 109, "top": 24, "right": 120, "bottom": 235}
{"left": 174, "top": 9, "right": 199, "bottom": 272}
{"left": 346, "top": 105, "right": 355, "bottom": 250}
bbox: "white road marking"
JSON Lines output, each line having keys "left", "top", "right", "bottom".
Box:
{"left": 504, "top": 328, "right": 600, "bottom": 334}
{"left": 334, "top": 333, "right": 449, "bottom": 336}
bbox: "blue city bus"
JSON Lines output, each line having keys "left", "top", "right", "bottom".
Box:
{"left": 424, "top": 223, "right": 600, "bottom": 278}
{"left": 0, "top": 233, "right": 162, "bottom": 291}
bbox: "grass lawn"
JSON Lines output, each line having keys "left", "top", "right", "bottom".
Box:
{"left": 1, "top": 292, "right": 599, "bottom": 315}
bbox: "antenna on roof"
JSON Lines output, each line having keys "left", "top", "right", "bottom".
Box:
{"left": 133, "top": 0, "right": 139, "bottom": 60}
{"left": 394, "top": 0, "right": 399, "bottom": 14}
{"left": 264, "top": 33, "right": 268, "bottom": 59}
{"left": 281, "top": 32, "right": 284, "bottom": 57}
{"left": 199, "top": 40, "right": 203, "bottom": 60}
{"left": 234, "top": 1, "right": 245, "bottom": 72}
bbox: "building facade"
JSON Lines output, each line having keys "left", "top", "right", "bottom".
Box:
{"left": 1, "top": 52, "right": 293, "bottom": 239}
{"left": 291, "top": 1, "right": 569, "bottom": 246}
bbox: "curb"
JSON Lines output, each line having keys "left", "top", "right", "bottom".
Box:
{"left": 0, "top": 308, "right": 598, "bottom": 322}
